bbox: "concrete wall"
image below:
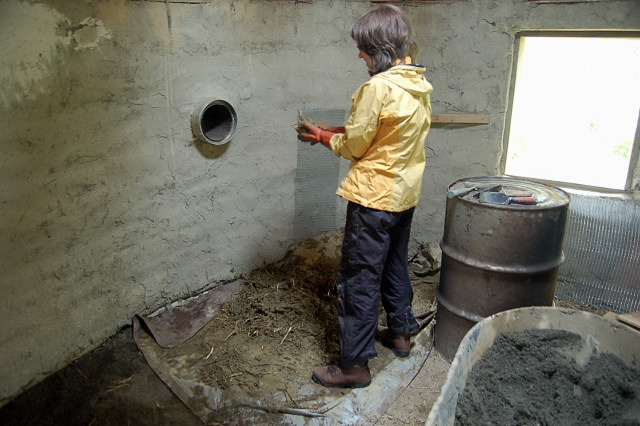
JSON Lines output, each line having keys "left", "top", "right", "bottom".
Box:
{"left": 1, "top": 0, "right": 637, "bottom": 403}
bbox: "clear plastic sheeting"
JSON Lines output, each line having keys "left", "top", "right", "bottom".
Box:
{"left": 556, "top": 192, "right": 640, "bottom": 313}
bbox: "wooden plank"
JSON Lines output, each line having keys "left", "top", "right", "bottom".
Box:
{"left": 604, "top": 311, "right": 640, "bottom": 333}
{"left": 432, "top": 113, "right": 490, "bottom": 124}
{"left": 370, "top": 0, "right": 466, "bottom": 3}
{"left": 618, "top": 311, "right": 640, "bottom": 331}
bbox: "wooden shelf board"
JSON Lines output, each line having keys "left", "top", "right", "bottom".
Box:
{"left": 432, "top": 113, "right": 490, "bottom": 124}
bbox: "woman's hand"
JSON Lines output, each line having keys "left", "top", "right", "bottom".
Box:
{"left": 299, "top": 121, "right": 323, "bottom": 145}
{"left": 314, "top": 120, "right": 346, "bottom": 134}
{"left": 298, "top": 120, "right": 344, "bottom": 148}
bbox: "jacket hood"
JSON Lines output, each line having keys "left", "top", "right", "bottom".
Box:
{"left": 374, "top": 65, "right": 433, "bottom": 98}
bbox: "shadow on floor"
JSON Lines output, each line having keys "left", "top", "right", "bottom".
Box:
{"left": 0, "top": 326, "right": 201, "bottom": 426}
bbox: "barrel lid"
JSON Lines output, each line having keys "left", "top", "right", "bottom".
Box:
{"left": 446, "top": 176, "right": 570, "bottom": 208}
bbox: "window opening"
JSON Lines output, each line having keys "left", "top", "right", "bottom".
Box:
{"left": 504, "top": 34, "right": 640, "bottom": 191}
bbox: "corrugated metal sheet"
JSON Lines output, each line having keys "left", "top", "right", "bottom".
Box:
{"left": 556, "top": 193, "right": 640, "bottom": 313}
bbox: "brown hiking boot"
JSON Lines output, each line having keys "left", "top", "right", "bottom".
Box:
{"left": 312, "top": 364, "right": 371, "bottom": 388}
{"left": 376, "top": 326, "right": 411, "bottom": 357}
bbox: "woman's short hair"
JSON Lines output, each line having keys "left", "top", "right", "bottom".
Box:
{"left": 350, "top": 4, "right": 418, "bottom": 76}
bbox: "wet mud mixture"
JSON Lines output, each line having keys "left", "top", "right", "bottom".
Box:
{"left": 163, "top": 256, "right": 437, "bottom": 411}
{"left": 188, "top": 261, "right": 343, "bottom": 401}
{"left": 455, "top": 329, "right": 640, "bottom": 425}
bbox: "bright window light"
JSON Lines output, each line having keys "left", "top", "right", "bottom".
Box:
{"left": 505, "top": 35, "right": 640, "bottom": 191}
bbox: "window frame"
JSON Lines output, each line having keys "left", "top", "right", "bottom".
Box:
{"left": 501, "top": 30, "right": 640, "bottom": 193}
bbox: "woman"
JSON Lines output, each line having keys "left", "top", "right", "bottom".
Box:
{"left": 300, "top": 4, "right": 433, "bottom": 388}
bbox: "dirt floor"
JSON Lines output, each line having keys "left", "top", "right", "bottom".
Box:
{"left": 0, "top": 230, "right": 609, "bottom": 426}
{"left": 0, "top": 232, "right": 448, "bottom": 426}
{"left": 0, "top": 322, "right": 449, "bottom": 426}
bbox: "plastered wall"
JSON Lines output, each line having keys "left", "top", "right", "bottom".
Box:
{"left": 1, "top": 0, "right": 638, "bottom": 404}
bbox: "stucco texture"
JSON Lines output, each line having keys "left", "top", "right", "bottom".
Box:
{"left": 1, "top": 0, "right": 638, "bottom": 404}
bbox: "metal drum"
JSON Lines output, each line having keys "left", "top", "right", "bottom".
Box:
{"left": 434, "top": 176, "right": 570, "bottom": 361}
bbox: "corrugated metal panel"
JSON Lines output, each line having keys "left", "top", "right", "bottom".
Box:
{"left": 556, "top": 193, "right": 640, "bottom": 313}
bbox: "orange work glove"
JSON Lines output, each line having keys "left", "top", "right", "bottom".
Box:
{"left": 300, "top": 122, "right": 336, "bottom": 148}
{"left": 316, "top": 121, "right": 346, "bottom": 134}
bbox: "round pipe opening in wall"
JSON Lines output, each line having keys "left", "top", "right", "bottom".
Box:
{"left": 191, "top": 99, "right": 237, "bottom": 145}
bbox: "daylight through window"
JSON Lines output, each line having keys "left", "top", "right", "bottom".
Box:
{"left": 504, "top": 35, "right": 640, "bottom": 191}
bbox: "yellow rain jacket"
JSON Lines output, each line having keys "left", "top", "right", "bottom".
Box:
{"left": 329, "top": 64, "right": 433, "bottom": 212}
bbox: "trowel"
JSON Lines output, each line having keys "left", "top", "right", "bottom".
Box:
{"left": 448, "top": 184, "right": 503, "bottom": 199}
{"left": 479, "top": 191, "right": 536, "bottom": 205}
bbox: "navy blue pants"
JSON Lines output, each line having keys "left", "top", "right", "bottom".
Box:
{"left": 338, "top": 201, "right": 420, "bottom": 367}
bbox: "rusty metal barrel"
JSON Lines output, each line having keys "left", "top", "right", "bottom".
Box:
{"left": 434, "top": 176, "right": 570, "bottom": 361}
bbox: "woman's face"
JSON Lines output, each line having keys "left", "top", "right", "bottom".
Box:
{"left": 358, "top": 50, "right": 373, "bottom": 71}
